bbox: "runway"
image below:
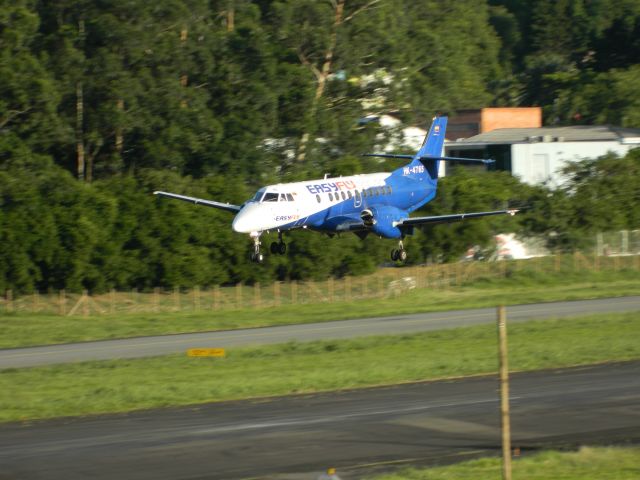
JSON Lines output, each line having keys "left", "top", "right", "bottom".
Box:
{"left": 0, "top": 361, "right": 638, "bottom": 479}
{"left": 1, "top": 296, "right": 639, "bottom": 369}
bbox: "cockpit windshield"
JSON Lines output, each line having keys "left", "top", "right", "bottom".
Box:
{"left": 252, "top": 189, "right": 265, "bottom": 202}
{"left": 262, "top": 192, "right": 279, "bottom": 202}
{"left": 252, "top": 189, "right": 295, "bottom": 203}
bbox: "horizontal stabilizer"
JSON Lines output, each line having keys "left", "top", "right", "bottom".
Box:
{"left": 362, "top": 153, "right": 414, "bottom": 160}
{"left": 363, "top": 153, "right": 494, "bottom": 164}
{"left": 426, "top": 156, "right": 495, "bottom": 165}
{"left": 154, "top": 191, "right": 241, "bottom": 213}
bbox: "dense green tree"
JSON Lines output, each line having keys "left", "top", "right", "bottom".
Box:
{"left": 1, "top": 0, "right": 639, "bottom": 292}
{"left": 0, "top": 1, "right": 63, "bottom": 156}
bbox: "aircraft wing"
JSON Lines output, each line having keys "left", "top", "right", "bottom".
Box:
{"left": 154, "top": 191, "right": 241, "bottom": 213}
{"left": 398, "top": 208, "right": 520, "bottom": 227}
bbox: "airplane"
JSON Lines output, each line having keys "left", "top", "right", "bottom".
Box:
{"left": 154, "top": 116, "right": 520, "bottom": 263}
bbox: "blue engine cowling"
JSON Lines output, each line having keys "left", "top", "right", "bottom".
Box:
{"left": 367, "top": 206, "right": 407, "bottom": 239}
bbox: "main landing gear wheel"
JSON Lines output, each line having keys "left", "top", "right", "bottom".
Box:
{"left": 270, "top": 241, "right": 287, "bottom": 255}
{"left": 270, "top": 232, "right": 287, "bottom": 256}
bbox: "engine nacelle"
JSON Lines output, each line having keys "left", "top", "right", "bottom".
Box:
{"left": 365, "top": 206, "right": 407, "bottom": 239}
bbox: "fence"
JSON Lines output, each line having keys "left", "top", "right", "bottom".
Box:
{"left": 596, "top": 230, "right": 640, "bottom": 256}
{"left": 2, "top": 252, "right": 639, "bottom": 317}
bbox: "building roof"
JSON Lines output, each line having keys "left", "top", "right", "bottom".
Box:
{"left": 451, "top": 125, "right": 640, "bottom": 145}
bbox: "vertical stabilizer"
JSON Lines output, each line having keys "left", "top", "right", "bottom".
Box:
{"left": 416, "top": 116, "right": 447, "bottom": 159}
{"left": 414, "top": 116, "right": 447, "bottom": 181}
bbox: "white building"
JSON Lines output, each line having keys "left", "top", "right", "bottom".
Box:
{"left": 445, "top": 125, "right": 640, "bottom": 186}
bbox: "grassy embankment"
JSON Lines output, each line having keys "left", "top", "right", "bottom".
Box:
{"left": 371, "top": 446, "right": 640, "bottom": 480}
{"left": 0, "top": 311, "right": 638, "bottom": 422}
{"left": 1, "top": 267, "right": 639, "bottom": 348}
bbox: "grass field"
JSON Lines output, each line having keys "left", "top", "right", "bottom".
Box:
{"left": 0, "top": 311, "right": 638, "bottom": 423}
{"left": 371, "top": 446, "right": 640, "bottom": 480}
{"left": 1, "top": 269, "right": 639, "bottom": 348}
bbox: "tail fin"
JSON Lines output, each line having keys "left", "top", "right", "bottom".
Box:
{"left": 367, "top": 116, "right": 448, "bottom": 181}
{"left": 414, "top": 116, "right": 447, "bottom": 181}
{"left": 415, "top": 116, "right": 447, "bottom": 159}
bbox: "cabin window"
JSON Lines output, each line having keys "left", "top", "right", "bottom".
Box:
{"left": 263, "top": 192, "right": 278, "bottom": 202}
{"left": 316, "top": 194, "right": 321, "bottom": 203}
{"left": 286, "top": 193, "right": 294, "bottom": 201}
{"left": 347, "top": 191, "right": 352, "bottom": 199}
{"left": 355, "top": 190, "right": 361, "bottom": 201}
{"left": 386, "top": 186, "right": 392, "bottom": 195}
{"left": 362, "top": 189, "right": 367, "bottom": 198}
{"left": 341, "top": 191, "right": 346, "bottom": 200}
{"left": 329, "top": 193, "right": 334, "bottom": 201}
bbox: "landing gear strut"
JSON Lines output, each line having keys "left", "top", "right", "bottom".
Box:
{"left": 250, "top": 233, "right": 264, "bottom": 263}
{"left": 269, "top": 232, "right": 287, "bottom": 255}
{"left": 391, "top": 240, "right": 407, "bottom": 263}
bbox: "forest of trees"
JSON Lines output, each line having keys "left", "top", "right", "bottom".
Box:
{"left": 1, "top": 0, "right": 639, "bottom": 293}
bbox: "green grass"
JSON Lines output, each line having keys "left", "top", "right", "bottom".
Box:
{"left": 1, "top": 269, "right": 639, "bottom": 348}
{"left": 1, "top": 311, "right": 638, "bottom": 423}
{"left": 371, "top": 446, "right": 640, "bottom": 479}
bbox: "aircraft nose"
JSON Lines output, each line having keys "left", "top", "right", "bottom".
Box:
{"left": 232, "top": 204, "right": 260, "bottom": 233}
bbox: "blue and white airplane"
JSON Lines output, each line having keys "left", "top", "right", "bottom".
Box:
{"left": 155, "top": 116, "right": 519, "bottom": 263}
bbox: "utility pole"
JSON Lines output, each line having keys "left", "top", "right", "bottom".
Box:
{"left": 497, "top": 305, "right": 512, "bottom": 480}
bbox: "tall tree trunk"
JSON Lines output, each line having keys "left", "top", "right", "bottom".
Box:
{"left": 297, "top": 0, "right": 345, "bottom": 162}
{"left": 115, "top": 98, "right": 124, "bottom": 155}
{"left": 227, "top": 1, "right": 235, "bottom": 32}
{"left": 180, "top": 27, "right": 188, "bottom": 108}
{"left": 76, "top": 81, "right": 85, "bottom": 181}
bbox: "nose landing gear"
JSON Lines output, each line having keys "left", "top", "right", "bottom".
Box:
{"left": 391, "top": 240, "right": 407, "bottom": 263}
{"left": 250, "top": 232, "right": 264, "bottom": 263}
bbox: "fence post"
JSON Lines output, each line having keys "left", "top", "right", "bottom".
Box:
{"left": 254, "top": 282, "right": 261, "bottom": 308}
{"left": 213, "top": 286, "right": 220, "bottom": 310}
{"left": 131, "top": 288, "right": 138, "bottom": 313}
{"left": 174, "top": 286, "right": 181, "bottom": 312}
{"left": 194, "top": 286, "right": 201, "bottom": 312}
{"left": 235, "top": 283, "right": 242, "bottom": 309}
{"left": 273, "top": 281, "right": 280, "bottom": 307}
{"left": 5, "top": 290, "right": 12, "bottom": 313}
{"left": 153, "top": 287, "right": 160, "bottom": 313}
{"left": 32, "top": 291, "right": 40, "bottom": 312}
{"left": 82, "top": 290, "right": 89, "bottom": 318}
{"left": 59, "top": 289, "right": 66, "bottom": 316}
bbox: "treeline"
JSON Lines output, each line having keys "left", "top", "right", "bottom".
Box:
{"left": 1, "top": 0, "right": 640, "bottom": 292}
{"left": 2, "top": 148, "right": 638, "bottom": 293}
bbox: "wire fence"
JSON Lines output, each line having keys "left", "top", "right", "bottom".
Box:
{"left": 2, "top": 252, "right": 639, "bottom": 316}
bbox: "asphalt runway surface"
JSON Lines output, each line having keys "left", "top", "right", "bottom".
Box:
{"left": 0, "top": 361, "right": 639, "bottom": 479}
{"left": 1, "top": 296, "right": 639, "bottom": 369}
